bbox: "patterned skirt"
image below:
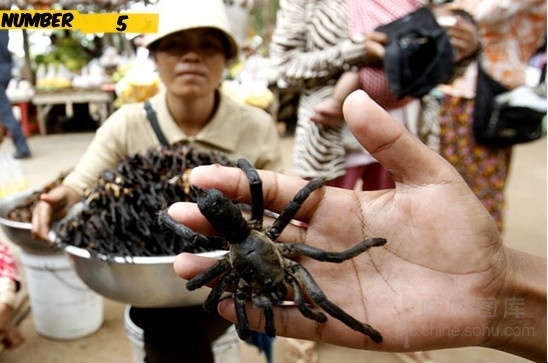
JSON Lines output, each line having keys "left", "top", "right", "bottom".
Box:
{"left": 439, "top": 95, "right": 512, "bottom": 231}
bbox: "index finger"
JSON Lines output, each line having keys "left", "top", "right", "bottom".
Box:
{"left": 368, "top": 31, "right": 387, "bottom": 44}
{"left": 189, "top": 165, "right": 325, "bottom": 222}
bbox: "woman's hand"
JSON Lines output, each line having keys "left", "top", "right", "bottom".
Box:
{"left": 31, "top": 185, "right": 81, "bottom": 241}
{"left": 171, "top": 91, "right": 545, "bottom": 360}
{"left": 363, "top": 31, "right": 388, "bottom": 65}
{"left": 310, "top": 97, "right": 344, "bottom": 127}
{"left": 435, "top": 7, "right": 480, "bottom": 63}
{"left": 0, "top": 303, "right": 23, "bottom": 350}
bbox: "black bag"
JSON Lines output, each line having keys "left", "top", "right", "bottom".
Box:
{"left": 377, "top": 7, "right": 454, "bottom": 99}
{"left": 473, "top": 67, "right": 545, "bottom": 147}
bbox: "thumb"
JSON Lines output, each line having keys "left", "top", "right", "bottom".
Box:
{"left": 40, "top": 187, "right": 66, "bottom": 204}
{"left": 342, "top": 90, "right": 455, "bottom": 185}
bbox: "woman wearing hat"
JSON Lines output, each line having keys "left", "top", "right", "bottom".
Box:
{"left": 31, "top": 0, "right": 281, "bottom": 361}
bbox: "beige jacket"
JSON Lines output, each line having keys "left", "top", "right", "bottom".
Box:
{"left": 63, "top": 90, "right": 282, "bottom": 195}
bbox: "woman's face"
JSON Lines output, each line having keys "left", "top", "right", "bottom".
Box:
{"left": 153, "top": 28, "right": 227, "bottom": 99}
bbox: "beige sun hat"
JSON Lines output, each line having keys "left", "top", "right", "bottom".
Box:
{"left": 145, "top": 0, "right": 239, "bottom": 60}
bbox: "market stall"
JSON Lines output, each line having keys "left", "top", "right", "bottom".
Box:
{"left": 32, "top": 88, "right": 113, "bottom": 134}
{"left": 6, "top": 0, "right": 160, "bottom": 136}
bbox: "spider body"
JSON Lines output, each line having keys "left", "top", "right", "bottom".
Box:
{"left": 230, "top": 231, "right": 287, "bottom": 294}
{"left": 159, "top": 159, "right": 386, "bottom": 343}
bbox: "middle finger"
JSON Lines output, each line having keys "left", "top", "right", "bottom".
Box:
{"left": 168, "top": 202, "right": 308, "bottom": 243}
{"left": 189, "top": 165, "right": 327, "bottom": 222}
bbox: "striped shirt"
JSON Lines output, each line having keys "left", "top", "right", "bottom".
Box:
{"left": 270, "top": 0, "right": 369, "bottom": 179}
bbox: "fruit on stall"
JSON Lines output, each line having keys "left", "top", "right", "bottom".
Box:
{"left": 36, "top": 63, "right": 72, "bottom": 90}
{"left": 34, "top": 34, "right": 92, "bottom": 89}
{"left": 35, "top": 36, "right": 90, "bottom": 72}
{"left": 114, "top": 58, "right": 160, "bottom": 107}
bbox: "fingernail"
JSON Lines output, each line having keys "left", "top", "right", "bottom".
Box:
{"left": 167, "top": 202, "right": 186, "bottom": 215}
{"left": 189, "top": 165, "right": 218, "bottom": 182}
{"left": 217, "top": 298, "right": 233, "bottom": 315}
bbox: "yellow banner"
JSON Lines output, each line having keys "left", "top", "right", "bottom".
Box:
{"left": 0, "top": 10, "right": 158, "bottom": 33}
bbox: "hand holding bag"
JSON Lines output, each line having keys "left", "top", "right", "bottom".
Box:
{"left": 377, "top": 7, "right": 454, "bottom": 99}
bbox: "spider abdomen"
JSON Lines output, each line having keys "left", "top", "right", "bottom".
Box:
{"left": 230, "top": 230, "right": 286, "bottom": 292}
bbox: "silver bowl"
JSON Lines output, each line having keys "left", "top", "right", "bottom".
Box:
{"left": 1, "top": 190, "right": 228, "bottom": 307}
{"left": 0, "top": 189, "right": 59, "bottom": 255}
{"left": 64, "top": 246, "right": 228, "bottom": 308}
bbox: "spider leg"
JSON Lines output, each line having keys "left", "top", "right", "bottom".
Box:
{"left": 267, "top": 178, "right": 324, "bottom": 240}
{"left": 291, "top": 263, "right": 383, "bottom": 343}
{"left": 191, "top": 185, "right": 250, "bottom": 243}
{"left": 234, "top": 280, "right": 251, "bottom": 340}
{"left": 186, "top": 258, "right": 231, "bottom": 291}
{"left": 237, "top": 159, "right": 263, "bottom": 229}
{"left": 285, "top": 273, "right": 327, "bottom": 322}
{"left": 252, "top": 295, "right": 276, "bottom": 337}
{"left": 203, "top": 272, "right": 237, "bottom": 313}
{"left": 158, "top": 210, "right": 227, "bottom": 250}
{"left": 281, "top": 238, "right": 386, "bottom": 263}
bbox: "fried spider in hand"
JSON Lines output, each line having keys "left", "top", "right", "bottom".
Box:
{"left": 159, "top": 159, "right": 386, "bottom": 343}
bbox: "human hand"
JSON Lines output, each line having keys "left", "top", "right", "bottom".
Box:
{"left": 363, "top": 31, "right": 387, "bottom": 65}
{"left": 435, "top": 8, "right": 480, "bottom": 63}
{"left": 310, "top": 97, "right": 344, "bottom": 127}
{"left": 171, "top": 91, "right": 545, "bottom": 360}
{"left": 31, "top": 185, "right": 81, "bottom": 241}
{"left": 0, "top": 303, "right": 23, "bottom": 350}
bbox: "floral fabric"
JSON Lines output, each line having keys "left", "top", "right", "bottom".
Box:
{"left": 439, "top": 95, "right": 511, "bottom": 230}
{"left": 442, "top": 0, "right": 546, "bottom": 97}
{"left": 0, "top": 240, "right": 18, "bottom": 281}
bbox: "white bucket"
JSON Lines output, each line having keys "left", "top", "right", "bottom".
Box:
{"left": 20, "top": 251, "right": 104, "bottom": 339}
{"left": 124, "top": 306, "right": 145, "bottom": 363}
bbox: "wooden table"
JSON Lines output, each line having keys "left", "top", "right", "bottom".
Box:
{"left": 32, "top": 89, "right": 114, "bottom": 135}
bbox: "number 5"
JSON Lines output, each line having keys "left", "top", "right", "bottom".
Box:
{"left": 116, "top": 15, "right": 128, "bottom": 31}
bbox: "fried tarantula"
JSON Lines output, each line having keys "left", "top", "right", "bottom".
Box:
{"left": 159, "top": 159, "right": 386, "bottom": 343}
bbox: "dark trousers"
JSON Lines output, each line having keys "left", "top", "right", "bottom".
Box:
{"left": 0, "top": 80, "right": 30, "bottom": 154}
{"left": 131, "top": 306, "right": 232, "bottom": 363}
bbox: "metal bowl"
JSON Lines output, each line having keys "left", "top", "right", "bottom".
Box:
{"left": 64, "top": 246, "right": 228, "bottom": 308}
{"left": 0, "top": 189, "right": 59, "bottom": 255}
{"left": 2, "top": 190, "right": 228, "bottom": 307}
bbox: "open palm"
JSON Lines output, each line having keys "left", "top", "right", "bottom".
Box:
{"left": 171, "top": 91, "right": 506, "bottom": 352}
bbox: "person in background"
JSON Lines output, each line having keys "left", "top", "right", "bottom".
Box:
{"left": 432, "top": 0, "right": 546, "bottom": 231}
{"left": 31, "top": 1, "right": 281, "bottom": 362}
{"left": 310, "top": 0, "right": 421, "bottom": 191}
{"left": 311, "top": 0, "right": 481, "bottom": 192}
{"left": 170, "top": 90, "right": 546, "bottom": 363}
{"left": 269, "top": 0, "right": 387, "bottom": 184}
{"left": 0, "top": 30, "right": 31, "bottom": 159}
{"left": 311, "top": 71, "right": 396, "bottom": 190}
{"left": 0, "top": 240, "right": 23, "bottom": 350}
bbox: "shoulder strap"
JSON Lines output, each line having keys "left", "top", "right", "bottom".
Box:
{"left": 144, "top": 101, "right": 170, "bottom": 147}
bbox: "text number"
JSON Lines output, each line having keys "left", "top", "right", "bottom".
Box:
{"left": 116, "top": 15, "right": 128, "bottom": 31}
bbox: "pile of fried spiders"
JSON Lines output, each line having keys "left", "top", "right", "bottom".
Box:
{"left": 159, "top": 159, "right": 386, "bottom": 343}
